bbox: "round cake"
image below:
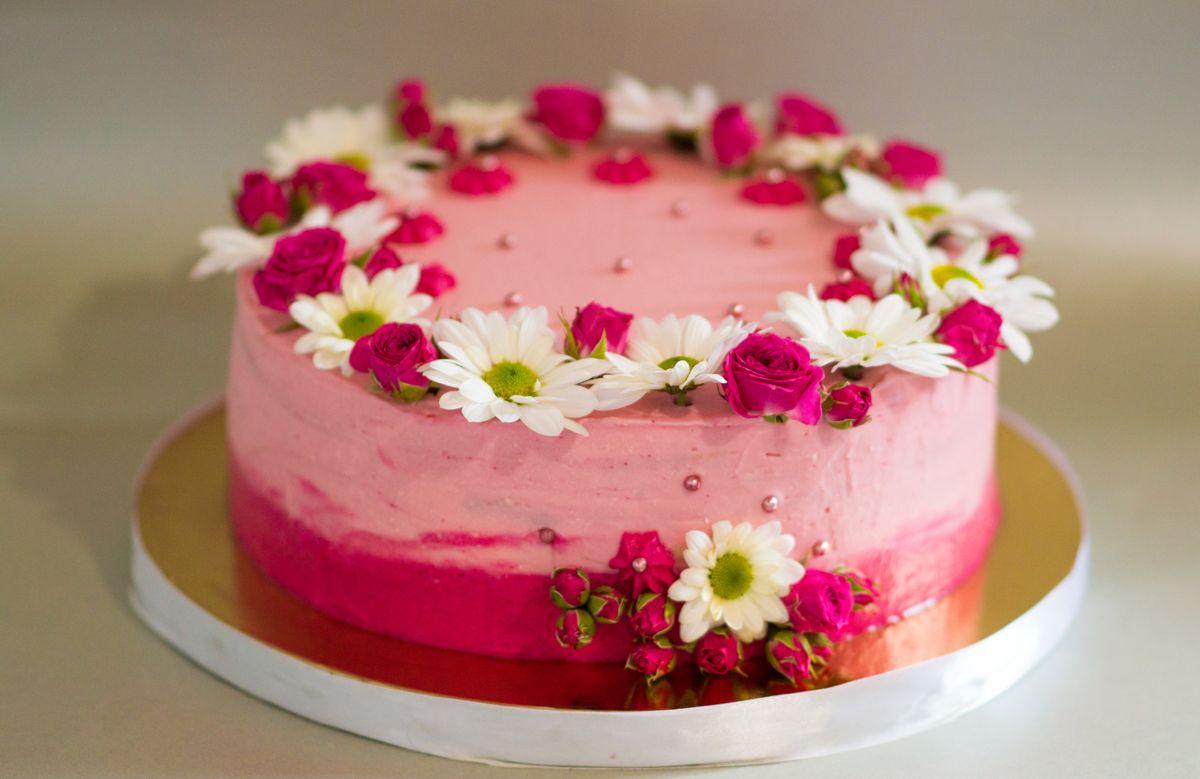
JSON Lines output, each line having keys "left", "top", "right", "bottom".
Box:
{"left": 197, "top": 75, "right": 1057, "bottom": 686}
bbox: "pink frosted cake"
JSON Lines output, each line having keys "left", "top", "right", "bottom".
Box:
{"left": 194, "top": 74, "right": 1058, "bottom": 688}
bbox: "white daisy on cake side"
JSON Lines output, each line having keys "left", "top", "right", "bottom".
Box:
{"left": 591, "top": 315, "right": 753, "bottom": 410}
{"left": 264, "top": 104, "right": 442, "bottom": 203}
{"left": 420, "top": 307, "right": 610, "bottom": 437}
{"left": 191, "top": 200, "right": 398, "bottom": 279}
{"left": 767, "top": 287, "right": 962, "bottom": 378}
{"left": 667, "top": 520, "right": 804, "bottom": 643}
{"left": 289, "top": 264, "right": 432, "bottom": 374}
{"left": 604, "top": 72, "right": 719, "bottom": 135}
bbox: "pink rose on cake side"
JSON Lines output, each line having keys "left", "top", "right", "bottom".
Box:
{"left": 987, "top": 233, "right": 1023, "bottom": 260}
{"left": 555, "top": 608, "right": 595, "bottom": 650}
{"left": 549, "top": 567, "right": 591, "bottom": 609}
{"left": 626, "top": 639, "right": 677, "bottom": 682}
{"left": 385, "top": 210, "right": 445, "bottom": 245}
{"left": 234, "top": 170, "right": 289, "bottom": 234}
{"left": 694, "top": 629, "right": 742, "bottom": 676}
{"left": 881, "top": 139, "right": 943, "bottom": 189}
{"left": 570, "top": 302, "right": 633, "bottom": 357}
{"left": 252, "top": 227, "right": 347, "bottom": 311}
{"left": 722, "top": 333, "right": 825, "bottom": 423}
{"left": 708, "top": 103, "right": 760, "bottom": 168}
{"left": 348, "top": 322, "right": 437, "bottom": 398}
{"left": 629, "top": 592, "right": 677, "bottom": 639}
{"left": 291, "top": 161, "right": 376, "bottom": 213}
{"left": 530, "top": 83, "right": 605, "bottom": 143}
{"left": 819, "top": 277, "right": 875, "bottom": 302}
{"left": 609, "top": 531, "right": 676, "bottom": 598}
{"left": 824, "top": 383, "right": 873, "bottom": 428}
{"left": 775, "top": 93, "right": 843, "bottom": 136}
{"left": 783, "top": 569, "right": 854, "bottom": 637}
{"left": 936, "top": 299, "right": 1004, "bottom": 367}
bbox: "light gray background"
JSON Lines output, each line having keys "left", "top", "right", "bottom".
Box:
{"left": 2, "top": 2, "right": 1198, "bottom": 776}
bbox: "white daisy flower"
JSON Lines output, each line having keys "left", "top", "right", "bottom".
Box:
{"left": 667, "top": 520, "right": 804, "bottom": 643}
{"left": 191, "top": 200, "right": 399, "bottom": 280}
{"left": 767, "top": 287, "right": 962, "bottom": 378}
{"left": 850, "top": 216, "right": 942, "bottom": 300}
{"left": 420, "top": 307, "right": 610, "bottom": 437}
{"left": 823, "top": 167, "right": 1033, "bottom": 240}
{"left": 435, "top": 97, "right": 537, "bottom": 155}
{"left": 763, "top": 133, "right": 879, "bottom": 172}
{"left": 591, "top": 315, "right": 753, "bottom": 410}
{"left": 604, "top": 72, "right": 719, "bottom": 135}
{"left": 264, "top": 104, "right": 442, "bottom": 202}
{"left": 288, "top": 264, "right": 432, "bottom": 375}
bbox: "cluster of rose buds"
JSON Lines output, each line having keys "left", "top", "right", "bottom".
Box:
{"left": 549, "top": 567, "right": 627, "bottom": 650}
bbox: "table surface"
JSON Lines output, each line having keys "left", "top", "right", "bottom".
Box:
{"left": 3, "top": 4, "right": 1200, "bottom": 776}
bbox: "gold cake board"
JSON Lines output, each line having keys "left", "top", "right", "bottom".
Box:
{"left": 128, "top": 400, "right": 1087, "bottom": 768}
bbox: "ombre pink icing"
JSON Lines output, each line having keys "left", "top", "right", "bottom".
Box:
{"left": 226, "top": 145, "right": 1003, "bottom": 663}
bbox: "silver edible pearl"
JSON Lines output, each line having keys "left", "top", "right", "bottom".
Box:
{"left": 727, "top": 302, "right": 745, "bottom": 316}
{"left": 683, "top": 474, "right": 701, "bottom": 491}
{"left": 766, "top": 167, "right": 785, "bottom": 183}
{"left": 838, "top": 269, "right": 853, "bottom": 282}
{"left": 631, "top": 557, "right": 648, "bottom": 572}
{"left": 481, "top": 154, "right": 500, "bottom": 170}
{"left": 615, "top": 146, "right": 634, "bottom": 163}
{"left": 761, "top": 494, "right": 780, "bottom": 513}
{"left": 497, "top": 232, "right": 516, "bottom": 249}
{"left": 670, "top": 199, "right": 689, "bottom": 218}
{"left": 754, "top": 228, "right": 775, "bottom": 246}
{"left": 613, "top": 255, "right": 633, "bottom": 273}
{"left": 538, "top": 527, "right": 557, "bottom": 544}
{"left": 810, "top": 539, "right": 831, "bottom": 558}
{"left": 503, "top": 291, "right": 524, "bottom": 307}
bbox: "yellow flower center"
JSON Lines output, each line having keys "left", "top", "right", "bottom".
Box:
{"left": 336, "top": 152, "right": 372, "bottom": 171}
{"left": 710, "top": 552, "right": 753, "bottom": 600}
{"left": 338, "top": 310, "right": 385, "bottom": 340}
{"left": 483, "top": 361, "right": 537, "bottom": 399}
{"left": 905, "top": 203, "right": 947, "bottom": 221}
{"left": 931, "top": 264, "right": 983, "bottom": 289}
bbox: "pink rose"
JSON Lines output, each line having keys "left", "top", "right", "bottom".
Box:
{"left": 831, "top": 233, "right": 861, "bottom": 270}
{"left": 291, "top": 161, "right": 376, "bottom": 213}
{"left": 555, "top": 608, "right": 595, "bottom": 650}
{"left": 709, "top": 103, "right": 760, "bottom": 168}
{"left": 936, "top": 299, "right": 1004, "bottom": 367}
{"left": 385, "top": 211, "right": 445, "bottom": 245}
{"left": 722, "top": 333, "right": 825, "bottom": 423}
{"left": 362, "top": 246, "right": 403, "bottom": 277}
{"left": 775, "top": 93, "right": 843, "bottom": 136}
{"left": 592, "top": 151, "right": 653, "bottom": 184}
{"left": 448, "top": 159, "right": 514, "bottom": 195}
{"left": 585, "top": 585, "right": 626, "bottom": 624}
{"left": 348, "top": 322, "right": 436, "bottom": 395}
{"left": 549, "top": 567, "right": 591, "bottom": 609}
{"left": 766, "top": 630, "right": 817, "bottom": 685}
{"left": 882, "top": 139, "right": 942, "bottom": 188}
{"left": 819, "top": 277, "right": 875, "bottom": 302}
{"left": 784, "top": 569, "right": 854, "bottom": 636}
{"left": 414, "top": 263, "right": 456, "bottom": 298}
{"left": 987, "top": 233, "right": 1023, "bottom": 260}
{"left": 825, "top": 383, "right": 872, "bottom": 428}
{"left": 609, "top": 531, "right": 676, "bottom": 598}
{"left": 394, "top": 78, "right": 425, "bottom": 105}
{"left": 252, "top": 227, "right": 346, "bottom": 311}
{"left": 530, "top": 83, "right": 605, "bottom": 142}
{"left": 570, "top": 302, "right": 633, "bottom": 356}
{"left": 234, "top": 170, "right": 289, "bottom": 233}
{"left": 432, "top": 124, "right": 459, "bottom": 157}
{"left": 629, "top": 592, "right": 676, "bottom": 638}
{"left": 626, "top": 639, "right": 677, "bottom": 681}
{"left": 740, "top": 176, "right": 807, "bottom": 206}
{"left": 694, "top": 630, "right": 741, "bottom": 676}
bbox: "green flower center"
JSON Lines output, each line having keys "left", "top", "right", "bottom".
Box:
{"left": 482, "top": 361, "right": 538, "bottom": 399}
{"left": 843, "top": 328, "right": 869, "bottom": 339}
{"left": 931, "top": 264, "right": 983, "bottom": 289}
{"left": 338, "top": 310, "right": 385, "bottom": 340}
{"left": 658, "top": 355, "right": 699, "bottom": 372}
{"left": 905, "top": 203, "right": 947, "bottom": 221}
{"left": 336, "top": 152, "right": 371, "bottom": 171}
{"left": 710, "top": 552, "right": 754, "bottom": 600}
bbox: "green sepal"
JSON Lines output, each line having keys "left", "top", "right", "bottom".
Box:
{"left": 812, "top": 170, "right": 845, "bottom": 200}
{"left": 387, "top": 381, "right": 430, "bottom": 404}
{"left": 350, "top": 249, "right": 373, "bottom": 269}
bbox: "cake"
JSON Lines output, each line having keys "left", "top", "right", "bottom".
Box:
{"left": 194, "top": 74, "right": 1058, "bottom": 690}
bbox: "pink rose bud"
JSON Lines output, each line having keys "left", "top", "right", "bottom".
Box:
{"left": 987, "top": 233, "right": 1023, "bottom": 260}
{"left": 385, "top": 211, "right": 445, "bottom": 245}
{"left": 629, "top": 592, "right": 676, "bottom": 638}
{"left": 766, "top": 629, "right": 816, "bottom": 685}
{"left": 694, "top": 629, "right": 742, "bottom": 676}
{"left": 881, "top": 139, "right": 943, "bottom": 188}
{"left": 549, "top": 567, "right": 591, "bottom": 609}
{"left": 838, "top": 569, "right": 879, "bottom": 608}
{"left": 348, "top": 322, "right": 436, "bottom": 397}
{"left": 530, "top": 83, "right": 606, "bottom": 143}
{"left": 825, "top": 383, "right": 872, "bottom": 428}
{"left": 586, "top": 585, "right": 627, "bottom": 624}
{"left": 394, "top": 78, "right": 425, "bottom": 105}
{"left": 740, "top": 176, "right": 807, "bottom": 206}
{"left": 722, "top": 333, "right": 825, "bottom": 423}
{"left": 570, "top": 302, "right": 633, "bottom": 357}
{"left": 291, "top": 161, "right": 376, "bottom": 214}
{"left": 593, "top": 151, "right": 654, "bottom": 184}
{"left": 555, "top": 608, "right": 596, "bottom": 650}
{"left": 775, "top": 93, "right": 843, "bottom": 136}
{"left": 936, "top": 299, "right": 1004, "bottom": 368}
{"left": 784, "top": 569, "right": 854, "bottom": 637}
{"left": 415, "top": 263, "right": 457, "bottom": 298}
{"left": 831, "top": 233, "right": 861, "bottom": 270}
{"left": 432, "top": 124, "right": 459, "bottom": 158}
{"left": 626, "top": 638, "right": 677, "bottom": 681}
{"left": 608, "top": 531, "right": 676, "bottom": 598}
{"left": 234, "top": 170, "right": 289, "bottom": 234}
{"left": 819, "top": 277, "right": 875, "bottom": 302}
{"left": 252, "top": 228, "right": 346, "bottom": 311}
{"left": 709, "top": 103, "right": 760, "bottom": 168}
{"left": 448, "top": 160, "right": 514, "bottom": 195}
{"left": 363, "top": 246, "right": 403, "bottom": 277}
{"left": 398, "top": 100, "right": 433, "bottom": 140}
